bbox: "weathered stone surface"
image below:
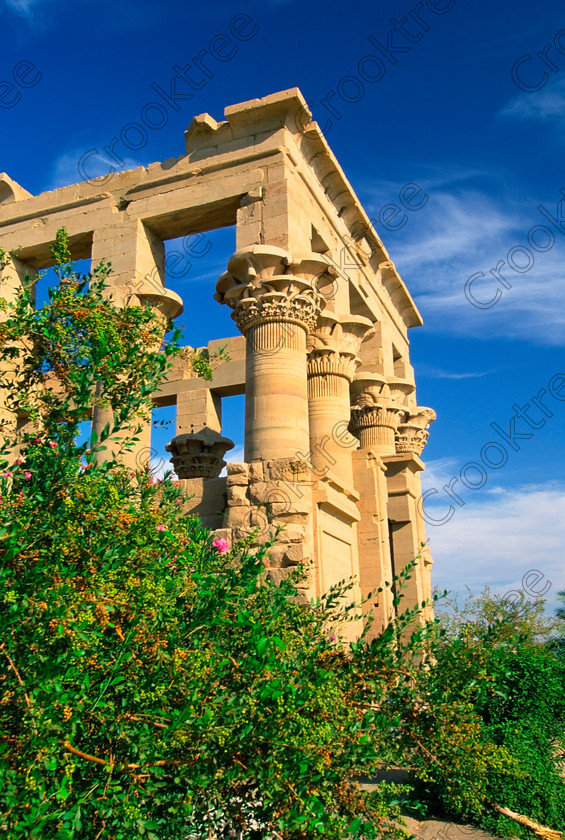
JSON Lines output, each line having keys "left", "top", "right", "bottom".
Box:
{"left": 265, "top": 457, "right": 311, "bottom": 483}
{"left": 227, "top": 461, "right": 248, "bottom": 476}
{"left": 226, "top": 463, "right": 249, "bottom": 486}
{"left": 226, "top": 484, "right": 249, "bottom": 505}
{"left": 248, "top": 460, "right": 264, "bottom": 482}
{"left": 267, "top": 543, "right": 305, "bottom": 568}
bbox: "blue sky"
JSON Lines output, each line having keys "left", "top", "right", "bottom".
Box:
{"left": 2, "top": 0, "right": 564, "bottom": 609}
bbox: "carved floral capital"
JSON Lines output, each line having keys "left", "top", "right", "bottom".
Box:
{"left": 166, "top": 428, "right": 234, "bottom": 479}
{"left": 395, "top": 407, "right": 436, "bottom": 455}
{"left": 215, "top": 246, "right": 331, "bottom": 335}
{"left": 349, "top": 373, "right": 405, "bottom": 445}
{"left": 307, "top": 312, "right": 373, "bottom": 382}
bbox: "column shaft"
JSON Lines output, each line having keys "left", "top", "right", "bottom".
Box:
{"left": 245, "top": 321, "right": 309, "bottom": 461}
{"left": 308, "top": 373, "right": 352, "bottom": 484}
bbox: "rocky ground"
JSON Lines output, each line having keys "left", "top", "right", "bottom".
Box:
{"left": 401, "top": 816, "right": 502, "bottom": 840}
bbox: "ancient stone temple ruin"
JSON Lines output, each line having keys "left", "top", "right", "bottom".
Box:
{"left": 0, "top": 88, "right": 435, "bottom": 634}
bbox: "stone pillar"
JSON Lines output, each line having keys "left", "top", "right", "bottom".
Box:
{"left": 306, "top": 313, "right": 372, "bottom": 487}
{"left": 0, "top": 255, "right": 37, "bottom": 455}
{"left": 176, "top": 388, "right": 222, "bottom": 436}
{"left": 215, "top": 246, "right": 328, "bottom": 462}
{"left": 386, "top": 406, "right": 436, "bottom": 619}
{"left": 352, "top": 449, "right": 395, "bottom": 635}
{"left": 349, "top": 374, "right": 403, "bottom": 635}
{"left": 90, "top": 220, "right": 183, "bottom": 471}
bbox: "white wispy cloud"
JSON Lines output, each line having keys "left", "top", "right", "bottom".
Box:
{"left": 3, "top": 0, "right": 40, "bottom": 14}
{"left": 390, "top": 190, "right": 517, "bottom": 268}
{"left": 499, "top": 76, "right": 565, "bottom": 126}
{"left": 421, "top": 477, "right": 565, "bottom": 613}
{"left": 418, "top": 364, "right": 496, "bottom": 380}
{"left": 373, "top": 181, "right": 565, "bottom": 346}
{"left": 225, "top": 445, "right": 244, "bottom": 462}
{"left": 46, "top": 150, "right": 144, "bottom": 192}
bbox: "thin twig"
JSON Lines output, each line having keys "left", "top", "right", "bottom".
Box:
{"left": 122, "top": 714, "right": 169, "bottom": 730}
{"left": 409, "top": 734, "right": 442, "bottom": 766}
{"left": 62, "top": 741, "right": 108, "bottom": 767}
{"left": 0, "top": 644, "right": 38, "bottom": 735}
{"left": 61, "top": 740, "right": 196, "bottom": 773}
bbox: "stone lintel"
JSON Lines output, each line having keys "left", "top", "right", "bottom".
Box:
{"left": 153, "top": 357, "right": 246, "bottom": 406}
{"left": 314, "top": 479, "right": 361, "bottom": 523}
{"left": 0, "top": 89, "right": 422, "bottom": 334}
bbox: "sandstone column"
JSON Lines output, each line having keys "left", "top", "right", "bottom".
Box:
{"left": 90, "top": 219, "right": 182, "bottom": 471}
{"left": 350, "top": 374, "right": 403, "bottom": 634}
{"left": 215, "top": 246, "right": 327, "bottom": 462}
{"left": 0, "top": 255, "right": 37, "bottom": 456}
{"left": 306, "top": 313, "right": 373, "bottom": 487}
{"left": 385, "top": 406, "right": 436, "bottom": 620}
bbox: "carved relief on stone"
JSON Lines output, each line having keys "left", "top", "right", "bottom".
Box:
{"left": 349, "top": 373, "right": 405, "bottom": 449}
{"left": 307, "top": 313, "right": 374, "bottom": 383}
{"left": 166, "top": 428, "right": 234, "bottom": 479}
{"left": 387, "top": 377, "right": 416, "bottom": 408}
{"left": 395, "top": 407, "right": 436, "bottom": 456}
{"left": 214, "top": 245, "right": 333, "bottom": 335}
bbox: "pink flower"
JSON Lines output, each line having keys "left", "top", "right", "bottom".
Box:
{"left": 14, "top": 458, "right": 23, "bottom": 466}
{"left": 48, "top": 441, "right": 58, "bottom": 449}
{"left": 156, "top": 524, "right": 166, "bottom": 532}
{"left": 24, "top": 472, "right": 31, "bottom": 480}
{"left": 330, "top": 634, "right": 337, "bottom": 643}
{"left": 212, "top": 538, "right": 230, "bottom": 554}
{"left": 18, "top": 491, "right": 24, "bottom": 501}
{"left": 2, "top": 471, "right": 12, "bottom": 478}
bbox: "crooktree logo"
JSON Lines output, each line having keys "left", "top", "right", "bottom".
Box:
{"left": 77, "top": 13, "right": 259, "bottom": 186}
{"left": 419, "top": 372, "right": 565, "bottom": 526}
{"left": 511, "top": 28, "right": 565, "bottom": 92}
{"left": 465, "top": 187, "right": 565, "bottom": 309}
{"left": 0, "top": 60, "right": 42, "bottom": 110}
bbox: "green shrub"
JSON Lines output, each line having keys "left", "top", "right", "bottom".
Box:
{"left": 0, "top": 233, "right": 417, "bottom": 839}
{"left": 412, "top": 591, "right": 565, "bottom": 836}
